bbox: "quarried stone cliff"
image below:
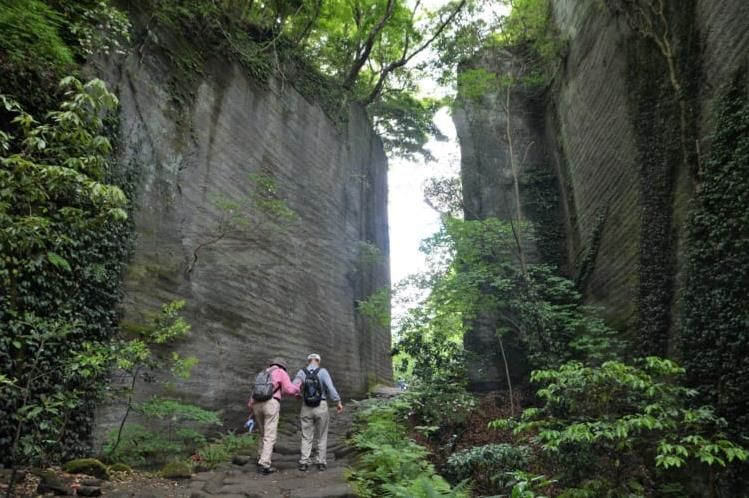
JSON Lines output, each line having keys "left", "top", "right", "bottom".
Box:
{"left": 455, "top": 0, "right": 748, "bottom": 387}
{"left": 95, "top": 44, "right": 391, "bottom": 435}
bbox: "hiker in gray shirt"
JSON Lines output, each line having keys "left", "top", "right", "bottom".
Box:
{"left": 292, "top": 353, "right": 344, "bottom": 471}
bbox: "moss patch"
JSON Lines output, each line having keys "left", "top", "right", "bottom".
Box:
{"left": 160, "top": 461, "right": 192, "bottom": 479}
{"left": 108, "top": 463, "right": 133, "bottom": 474}
{"left": 63, "top": 458, "right": 110, "bottom": 480}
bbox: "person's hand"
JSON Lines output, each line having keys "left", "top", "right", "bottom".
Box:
{"left": 336, "top": 402, "right": 344, "bottom": 414}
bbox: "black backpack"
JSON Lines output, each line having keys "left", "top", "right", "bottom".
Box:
{"left": 251, "top": 369, "right": 277, "bottom": 401}
{"left": 302, "top": 369, "right": 323, "bottom": 407}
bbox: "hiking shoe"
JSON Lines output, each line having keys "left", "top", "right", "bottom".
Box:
{"left": 298, "top": 464, "right": 309, "bottom": 472}
{"left": 317, "top": 463, "right": 327, "bottom": 471}
{"left": 258, "top": 466, "right": 277, "bottom": 475}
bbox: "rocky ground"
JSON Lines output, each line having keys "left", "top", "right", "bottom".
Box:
{"left": 6, "top": 388, "right": 403, "bottom": 498}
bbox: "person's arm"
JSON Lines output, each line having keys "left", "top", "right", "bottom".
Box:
{"left": 277, "top": 369, "right": 301, "bottom": 397}
{"left": 292, "top": 369, "right": 304, "bottom": 386}
{"left": 320, "top": 369, "right": 343, "bottom": 413}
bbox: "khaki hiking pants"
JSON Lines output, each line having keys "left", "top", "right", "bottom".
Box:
{"left": 254, "top": 398, "right": 280, "bottom": 467}
{"left": 299, "top": 400, "right": 330, "bottom": 465}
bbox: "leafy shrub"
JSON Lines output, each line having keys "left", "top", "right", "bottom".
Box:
{"left": 0, "top": 0, "right": 129, "bottom": 112}
{"left": 445, "top": 443, "right": 531, "bottom": 492}
{"left": 104, "top": 398, "right": 221, "bottom": 466}
{"left": 400, "top": 382, "right": 477, "bottom": 432}
{"left": 0, "top": 77, "right": 131, "bottom": 467}
{"left": 347, "top": 400, "right": 466, "bottom": 498}
{"left": 0, "top": 0, "right": 73, "bottom": 68}
{"left": 102, "top": 424, "right": 183, "bottom": 466}
{"left": 193, "top": 431, "right": 256, "bottom": 469}
{"left": 493, "top": 358, "right": 748, "bottom": 496}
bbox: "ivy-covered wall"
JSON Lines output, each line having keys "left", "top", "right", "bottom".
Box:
{"left": 0, "top": 0, "right": 136, "bottom": 464}
{"left": 682, "top": 71, "right": 749, "bottom": 435}
{"left": 454, "top": 0, "right": 749, "bottom": 415}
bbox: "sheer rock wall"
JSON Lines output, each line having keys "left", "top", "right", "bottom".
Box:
{"left": 95, "top": 49, "right": 390, "bottom": 435}
{"left": 455, "top": 0, "right": 748, "bottom": 388}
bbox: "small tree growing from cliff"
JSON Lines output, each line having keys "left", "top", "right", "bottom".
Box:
{"left": 186, "top": 174, "right": 299, "bottom": 274}
{"left": 105, "top": 299, "right": 198, "bottom": 459}
{"left": 606, "top": 0, "right": 697, "bottom": 183}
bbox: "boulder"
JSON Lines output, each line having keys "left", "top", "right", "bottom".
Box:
{"left": 161, "top": 461, "right": 192, "bottom": 479}
{"left": 36, "top": 470, "right": 72, "bottom": 496}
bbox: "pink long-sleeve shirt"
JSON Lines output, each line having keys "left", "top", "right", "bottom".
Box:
{"left": 248, "top": 366, "right": 300, "bottom": 410}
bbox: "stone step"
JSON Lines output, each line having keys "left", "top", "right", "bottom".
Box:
{"left": 290, "top": 484, "right": 356, "bottom": 498}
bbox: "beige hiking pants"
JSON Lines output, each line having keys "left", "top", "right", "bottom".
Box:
{"left": 254, "top": 398, "right": 280, "bottom": 467}
{"left": 299, "top": 400, "right": 330, "bottom": 465}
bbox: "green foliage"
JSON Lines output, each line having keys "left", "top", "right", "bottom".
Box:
{"left": 63, "top": 458, "right": 109, "bottom": 479}
{"left": 370, "top": 93, "right": 447, "bottom": 161}
{"left": 188, "top": 174, "right": 299, "bottom": 274}
{"left": 144, "top": 0, "right": 463, "bottom": 158}
{"left": 0, "top": 77, "right": 133, "bottom": 466}
{"left": 48, "top": 0, "right": 131, "bottom": 58}
{"left": 506, "top": 471, "right": 556, "bottom": 498}
{"left": 0, "top": 0, "right": 73, "bottom": 68}
{"left": 439, "top": 0, "right": 563, "bottom": 98}
{"left": 401, "top": 382, "right": 476, "bottom": 430}
{"left": 445, "top": 443, "right": 531, "bottom": 493}
{"left": 682, "top": 72, "right": 749, "bottom": 436}
{"left": 348, "top": 400, "right": 466, "bottom": 498}
{"left": 139, "top": 398, "right": 221, "bottom": 426}
{"left": 494, "top": 358, "right": 748, "bottom": 496}
{"left": 357, "top": 287, "right": 392, "bottom": 329}
{"left": 497, "top": 0, "right": 563, "bottom": 67}
{"left": 193, "top": 431, "right": 257, "bottom": 469}
{"left": 104, "top": 300, "right": 205, "bottom": 466}
{"left": 403, "top": 217, "right": 621, "bottom": 375}
{"left": 0, "top": 0, "right": 130, "bottom": 113}
{"left": 102, "top": 424, "right": 185, "bottom": 466}
{"left": 423, "top": 176, "right": 463, "bottom": 217}
{"left": 355, "top": 241, "right": 384, "bottom": 268}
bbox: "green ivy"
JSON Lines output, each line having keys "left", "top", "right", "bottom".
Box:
{"left": 0, "top": 78, "right": 136, "bottom": 465}
{"left": 623, "top": 0, "right": 701, "bottom": 356}
{"left": 681, "top": 71, "right": 749, "bottom": 437}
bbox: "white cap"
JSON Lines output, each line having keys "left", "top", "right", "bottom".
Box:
{"left": 307, "top": 353, "right": 321, "bottom": 362}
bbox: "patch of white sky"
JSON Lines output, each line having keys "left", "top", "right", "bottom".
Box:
{"left": 387, "top": 0, "right": 509, "bottom": 300}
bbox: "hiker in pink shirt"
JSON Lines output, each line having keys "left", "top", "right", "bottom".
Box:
{"left": 248, "top": 358, "right": 300, "bottom": 474}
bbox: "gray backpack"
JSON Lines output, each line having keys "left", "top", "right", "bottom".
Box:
{"left": 251, "top": 369, "right": 277, "bottom": 401}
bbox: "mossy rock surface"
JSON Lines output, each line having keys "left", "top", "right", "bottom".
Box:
{"left": 108, "top": 463, "right": 133, "bottom": 474}
{"left": 161, "top": 461, "right": 192, "bottom": 479}
{"left": 63, "top": 458, "right": 109, "bottom": 480}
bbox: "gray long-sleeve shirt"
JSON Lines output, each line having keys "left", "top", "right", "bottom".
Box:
{"left": 293, "top": 366, "right": 341, "bottom": 403}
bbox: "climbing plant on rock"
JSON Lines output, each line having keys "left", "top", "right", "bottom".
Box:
{"left": 621, "top": 0, "right": 700, "bottom": 356}
{"left": 681, "top": 71, "right": 749, "bottom": 437}
{"left": 0, "top": 77, "right": 134, "bottom": 465}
